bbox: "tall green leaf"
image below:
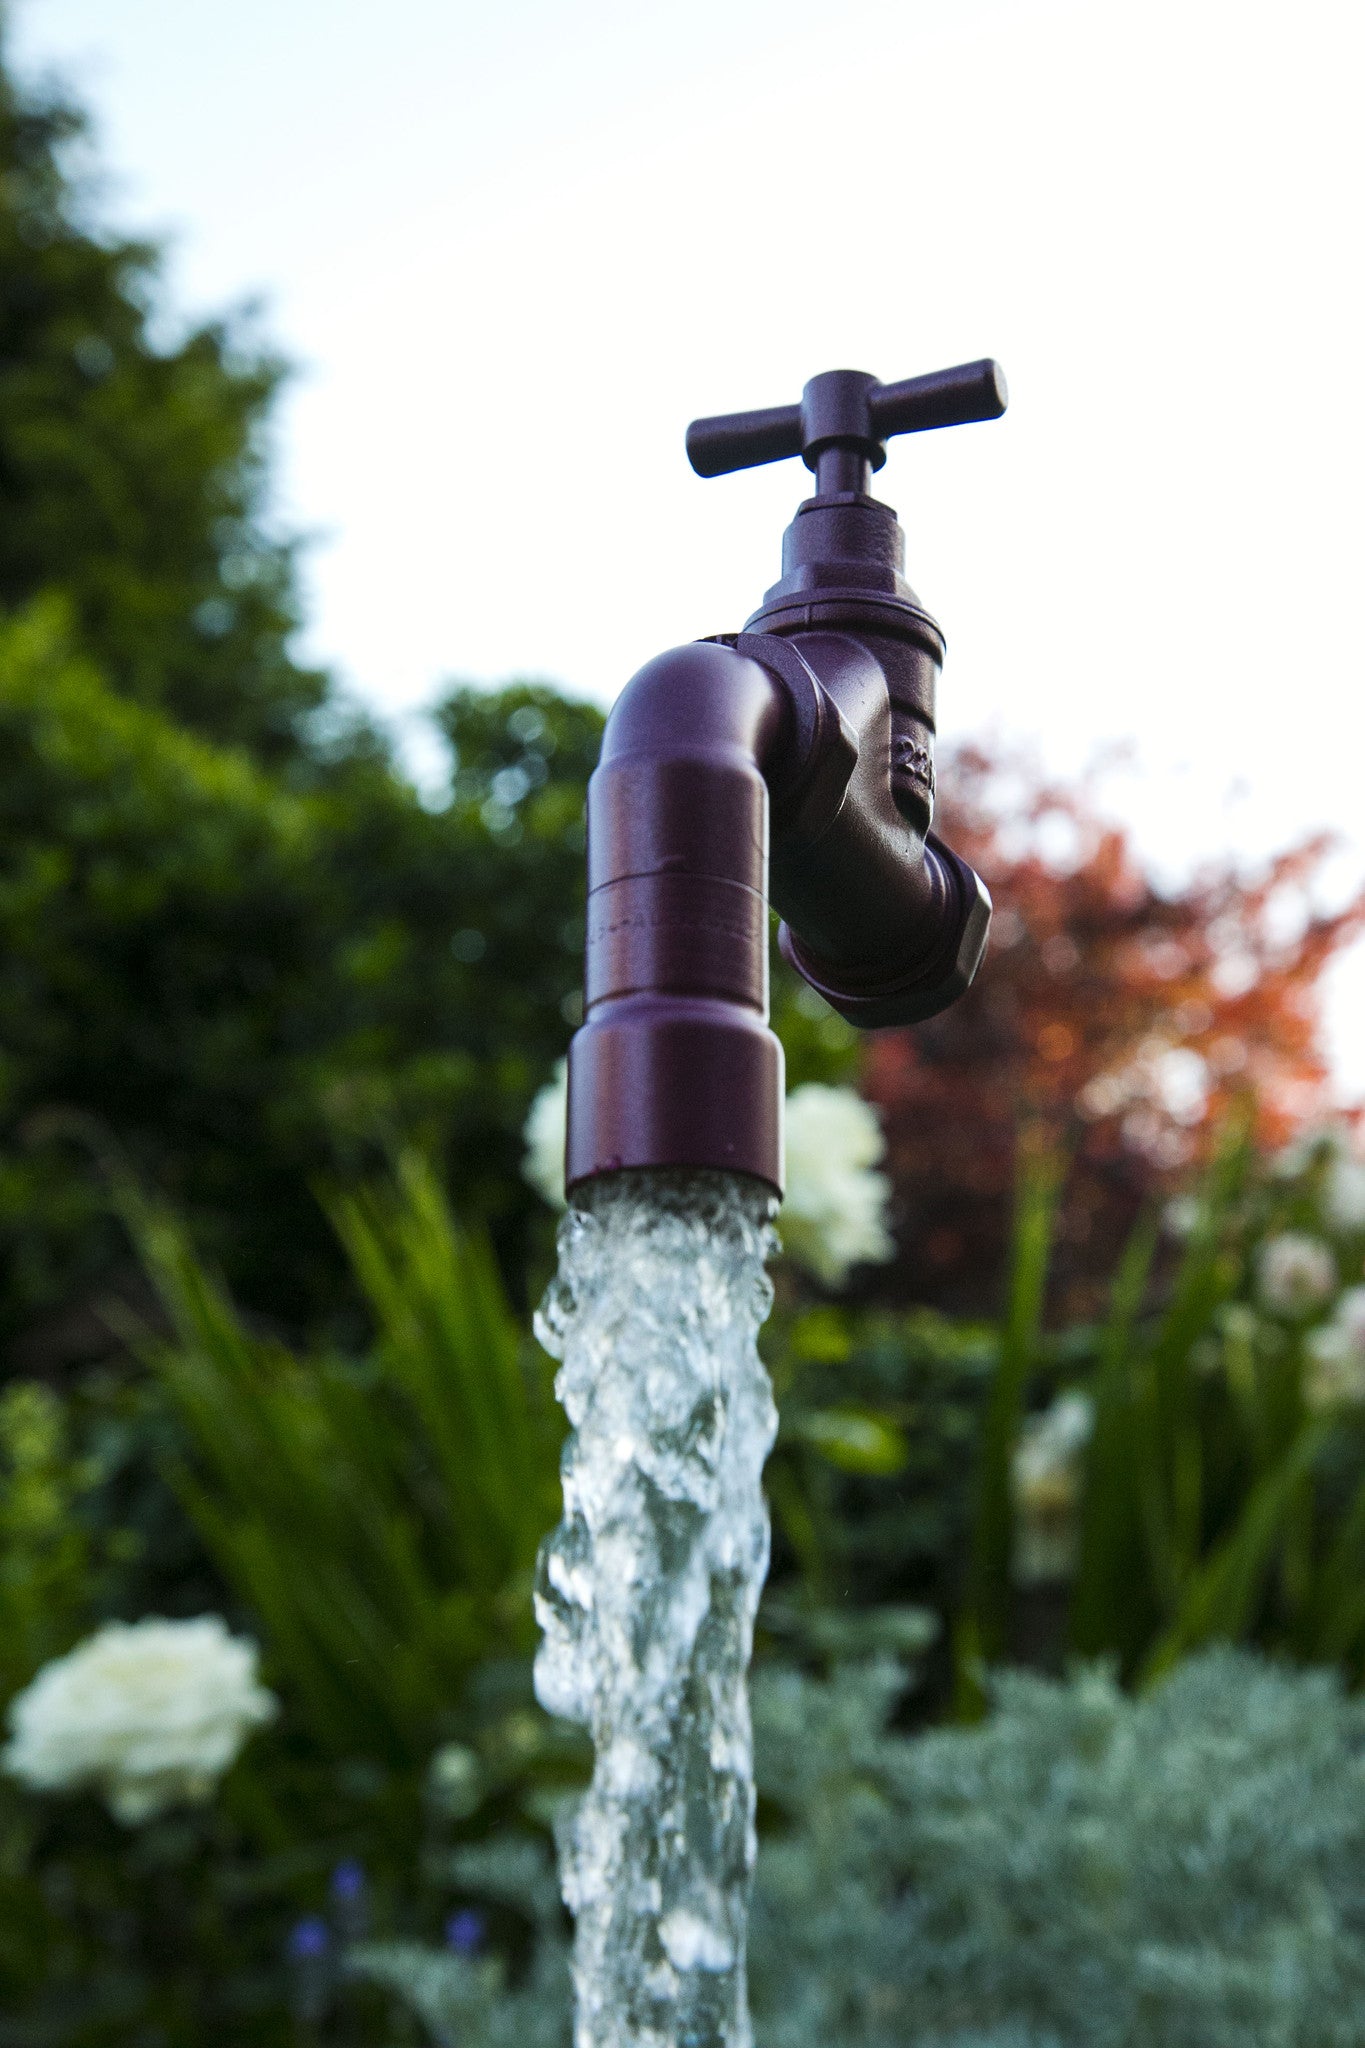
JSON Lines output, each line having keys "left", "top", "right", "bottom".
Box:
{"left": 121, "top": 1161, "right": 561, "bottom": 1766}
{"left": 1068, "top": 1213, "right": 1160, "bottom": 1664}
{"left": 1139, "top": 1423, "right": 1324, "bottom": 1685}
{"left": 960, "top": 1133, "right": 1064, "bottom": 1674}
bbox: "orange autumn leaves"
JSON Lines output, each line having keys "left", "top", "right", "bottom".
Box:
{"left": 862, "top": 745, "right": 1365, "bottom": 1317}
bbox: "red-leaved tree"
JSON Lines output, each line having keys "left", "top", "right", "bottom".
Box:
{"left": 863, "top": 745, "right": 1365, "bottom": 1318}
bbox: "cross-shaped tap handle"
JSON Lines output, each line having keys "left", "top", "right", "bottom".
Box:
{"left": 686, "top": 359, "right": 1007, "bottom": 488}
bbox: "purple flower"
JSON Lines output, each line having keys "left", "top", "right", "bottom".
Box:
{"left": 331, "top": 1858, "right": 366, "bottom": 1902}
{"left": 287, "top": 1915, "right": 331, "bottom": 1961}
{"left": 285, "top": 1915, "right": 333, "bottom": 2024}
{"left": 330, "top": 1856, "right": 370, "bottom": 1942}
{"left": 445, "top": 1907, "right": 486, "bottom": 1957}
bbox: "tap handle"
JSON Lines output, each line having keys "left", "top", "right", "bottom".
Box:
{"left": 686, "top": 358, "right": 1007, "bottom": 479}
{"left": 685, "top": 401, "right": 803, "bottom": 480}
{"left": 870, "top": 360, "right": 1009, "bottom": 442}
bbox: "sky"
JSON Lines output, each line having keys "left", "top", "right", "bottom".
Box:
{"left": 10, "top": 0, "right": 1365, "bottom": 1082}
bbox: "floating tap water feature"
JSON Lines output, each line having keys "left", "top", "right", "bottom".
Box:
{"left": 535, "top": 360, "right": 1007, "bottom": 2048}
{"left": 567, "top": 357, "right": 1004, "bottom": 1195}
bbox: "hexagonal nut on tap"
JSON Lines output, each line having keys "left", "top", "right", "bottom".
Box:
{"left": 919, "top": 840, "right": 992, "bottom": 1014}
{"left": 777, "top": 837, "right": 992, "bottom": 1031}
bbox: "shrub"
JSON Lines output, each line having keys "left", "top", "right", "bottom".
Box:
{"left": 360, "top": 1647, "right": 1365, "bottom": 2048}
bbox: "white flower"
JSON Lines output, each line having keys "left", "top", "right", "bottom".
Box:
{"left": 1305, "top": 1286, "right": 1365, "bottom": 1411}
{"left": 779, "top": 1083, "right": 895, "bottom": 1289}
{"left": 1256, "top": 1233, "right": 1337, "bottom": 1317}
{"left": 523, "top": 1059, "right": 568, "bottom": 1209}
{"left": 1162, "top": 1195, "right": 1204, "bottom": 1241}
{"left": 1267, "top": 1120, "right": 1365, "bottom": 1231}
{"left": 3, "top": 1616, "right": 277, "bottom": 1824}
{"left": 1011, "top": 1392, "right": 1094, "bottom": 1586}
{"left": 428, "top": 1741, "right": 483, "bottom": 1819}
{"left": 1324, "top": 1156, "right": 1365, "bottom": 1233}
{"left": 1271, "top": 1122, "right": 1348, "bottom": 1179}
{"left": 1217, "top": 1302, "right": 1261, "bottom": 1347}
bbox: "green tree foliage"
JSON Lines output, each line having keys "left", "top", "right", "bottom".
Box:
{"left": 0, "top": 24, "right": 612, "bottom": 1349}
{"left": 0, "top": 598, "right": 603, "bottom": 1344}
{"left": 0, "top": 24, "right": 853, "bottom": 1356}
{"left": 0, "top": 602, "right": 322, "bottom": 1333}
{"left": 0, "top": 25, "right": 323, "bottom": 762}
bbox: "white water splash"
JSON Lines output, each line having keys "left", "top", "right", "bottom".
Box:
{"left": 534, "top": 1169, "right": 778, "bottom": 2048}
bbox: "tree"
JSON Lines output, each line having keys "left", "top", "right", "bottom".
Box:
{"left": 0, "top": 616, "right": 605, "bottom": 1354}
{"left": 0, "top": 26, "right": 619, "bottom": 1357}
{"left": 0, "top": 16, "right": 328, "bottom": 765}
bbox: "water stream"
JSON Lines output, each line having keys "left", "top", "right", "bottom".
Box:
{"left": 534, "top": 1169, "right": 778, "bottom": 2048}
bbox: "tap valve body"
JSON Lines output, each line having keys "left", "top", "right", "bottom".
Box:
{"left": 566, "top": 360, "right": 1006, "bottom": 1195}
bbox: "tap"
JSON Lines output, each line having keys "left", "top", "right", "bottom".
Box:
{"left": 566, "top": 359, "right": 1006, "bottom": 1194}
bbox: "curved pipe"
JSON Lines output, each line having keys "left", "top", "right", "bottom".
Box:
{"left": 565, "top": 633, "right": 991, "bottom": 1195}
{"left": 761, "top": 627, "right": 991, "bottom": 1031}
{"left": 565, "top": 641, "right": 790, "bottom": 1192}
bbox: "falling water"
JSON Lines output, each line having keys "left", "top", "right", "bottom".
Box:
{"left": 534, "top": 1169, "right": 778, "bottom": 2048}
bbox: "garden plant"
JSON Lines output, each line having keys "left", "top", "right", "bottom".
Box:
{"left": 5, "top": 20, "right": 1365, "bottom": 2046}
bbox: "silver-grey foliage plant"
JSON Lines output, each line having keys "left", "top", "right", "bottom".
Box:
{"left": 357, "top": 1646, "right": 1365, "bottom": 2048}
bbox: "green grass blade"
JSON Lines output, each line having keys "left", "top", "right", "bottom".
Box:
{"left": 1147, "top": 1117, "right": 1250, "bottom": 1575}
{"left": 961, "top": 1132, "right": 1064, "bottom": 1667}
{"left": 1139, "top": 1422, "right": 1324, "bottom": 1686}
{"left": 1299, "top": 1462, "right": 1365, "bottom": 1661}
{"left": 1069, "top": 1212, "right": 1159, "bottom": 1662}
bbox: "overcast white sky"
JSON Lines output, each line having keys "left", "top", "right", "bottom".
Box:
{"left": 11, "top": 0, "right": 1365, "bottom": 1083}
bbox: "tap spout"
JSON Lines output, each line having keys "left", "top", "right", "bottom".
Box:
{"left": 565, "top": 639, "right": 791, "bottom": 1194}
{"left": 565, "top": 629, "right": 989, "bottom": 1195}
{"left": 758, "top": 627, "right": 992, "bottom": 1033}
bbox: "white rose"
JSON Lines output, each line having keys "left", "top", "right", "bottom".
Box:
{"left": 1305, "top": 1286, "right": 1365, "bottom": 1412}
{"left": 779, "top": 1083, "right": 895, "bottom": 1289}
{"left": 3, "top": 1616, "right": 277, "bottom": 1825}
{"left": 1011, "top": 1392, "right": 1094, "bottom": 1586}
{"left": 522, "top": 1059, "right": 569, "bottom": 1209}
{"left": 1162, "top": 1195, "right": 1203, "bottom": 1241}
{"left": 1324, "top": 1157, "right": 1365, "bottom": 1233}
{"left": 1271, "top": 1123, "right": 1347, "bottom": 1179}
{"left": 1256, "top": 1233, "right": 1337, "bottom": 1317}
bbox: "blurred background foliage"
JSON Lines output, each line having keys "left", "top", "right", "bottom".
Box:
{"left": 6, "top": 21, "right": 1365, "bottom": 2046}
{"left": 358, "top": 1648, "right": 1365, "bottom": 2048}
{"left": 869, "top": 746, "right": 1365, "bottom": 1320}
